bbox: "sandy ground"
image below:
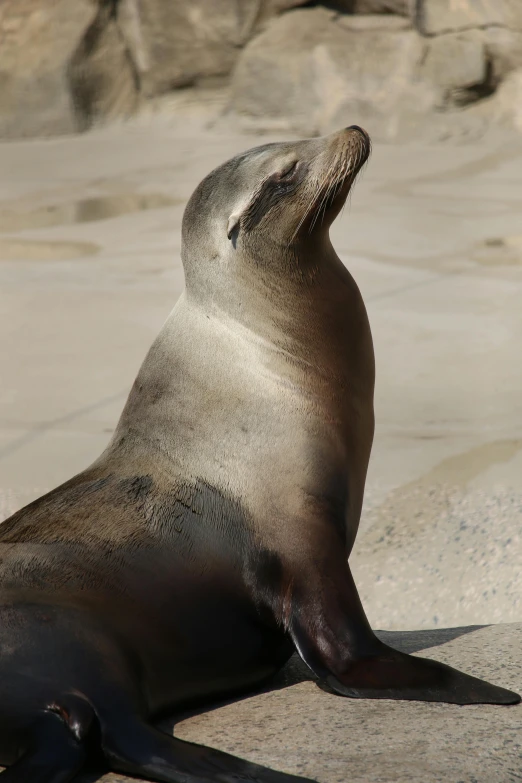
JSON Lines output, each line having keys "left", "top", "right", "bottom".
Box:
{"left": 0, "top": 112, "right": 521, "bottom": 782}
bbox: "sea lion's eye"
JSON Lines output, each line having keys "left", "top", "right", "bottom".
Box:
{"left": 279, "top": 161, "right": 298, "bottom": 180}
{"left": 273, "top": 161, "right": 298, "bottom": 184}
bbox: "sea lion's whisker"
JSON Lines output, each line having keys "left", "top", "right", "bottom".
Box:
{"left": 318, "top": 148, "right": 352, "bottom": 227}
{"left": 297, "top": 167, "right": 331, "bottom": 231}
{"left": 311, "top": 159, "right": 339, "bottom": 231}
{"left": 318, "top": 176, "right": 336, "bottom": 226}
{"left": 333, "top": 153, "right": 351, "bottom": 201}
{"left": 291, "top": 141, "right": 357, "bottom": 241}
{"left": 291, "top": 165, "right": 331, "bottom": 241}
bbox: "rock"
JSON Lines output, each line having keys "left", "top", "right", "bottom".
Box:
{"left": 68, "top": 3, "right": 141, "bottom": 132}
{"left": 2, "top": 0, "right": 522, "bottom": 141}
{"left": 498, "top": 68, "right": 522, "bottom": 131}
{"left": 415, "top": 9, "right": 522, "bottom": 110}
{"left": 312, "top": 0, "right": 413, "bottom": 13}
{"left": 477, "top": 68, "right": 522, "bottom": 133}
{"left": 337, "top": 14, "right": 413, "bottom": 31}
{"left": 115, "top": 0, "right": 305, "bottom": 99}
{"left": 258, "top": 0, "right": 309, "bottom": 23}
{"left": 415, "top": 0, "right": 522, "bottom": 36}
{"left": 115, "top": 0, "right": 246, "bottom": 97}
{"left": 350, "top": 0, "right": 413, "bottom": 15}
{"left": 90, "top": 624, "right": 521, "bottom": 782}
{"left": 230, "top": 7, "right": 432, "bottom": 138}
{"left": 420, "top": 30, "right": 492, "bottom": 106}
{"left": 0, "top": 0, "right": 96, "bottom": 138}
{"left": 0, "top": 0, "right": 307, "bottom": 138}
{"left": 483, "top": 28, "right": 522, "bottom": 82}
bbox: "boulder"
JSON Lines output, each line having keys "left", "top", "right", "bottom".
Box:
{"left": 415, "top": 0, "right": 522, "bottom": 36}
{"left": 1, "top": 0, "right": 521, "bottom": 140}
{"left": 0, "top": 0, "right": 96, "bottom": 138}
{"left": 350, "top": 0, "right": 413, "bottom": 14}
{"left": 230, "top": 8, "right": 432, "bottom": 138}
{"left": 258, "top": 0, "right": 308, "bottom": 23}
{"left": 69, "top": 3, "right": 141, "bottom": 132}
{"left": 115, "top": 0, "right": 306, "bottom": 98}
{"left": 419, "top": 30, "right": 492, "bottom": 106}
{"left": 0, "top": 0, "right": 306, "bottom": 138}
{"left": 483, "top": 28, "right": 522, "bottom": 82}
{"left": 310, "top": 0, "right": 413, "bottom": 13}
{"left": 476, "top": 68, "right": 522, "bottom": 133}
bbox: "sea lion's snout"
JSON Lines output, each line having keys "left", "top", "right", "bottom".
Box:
{"left": 347, "top": 124, "right": 369, "bottom": 140}
{"left": 286, "top": 125, "right": 370, "bottom": 238}
{"left": 346, "top": 125, "right": 371, "bottom": 160}
{"left": 328, "top": 125, "right": 371, "bottom": 168}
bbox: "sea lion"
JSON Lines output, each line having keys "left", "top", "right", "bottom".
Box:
{"left": 0, "top": 126, "right": 518, "bottom": 783}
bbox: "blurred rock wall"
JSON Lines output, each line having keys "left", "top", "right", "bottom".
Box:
{"left": 0, "top": 0, "right": 521, "bottom": 139}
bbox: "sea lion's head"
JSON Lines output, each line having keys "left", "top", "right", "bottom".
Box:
{"left": 182, "top": 127, "right": 370, "bottom": 293}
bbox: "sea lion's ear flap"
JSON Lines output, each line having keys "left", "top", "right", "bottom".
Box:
{"left": 227, "top": 213, "right": 241, "bottom": 241}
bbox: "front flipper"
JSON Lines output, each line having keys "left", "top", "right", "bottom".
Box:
{"left": 315, "top": 646, "right": 520, "bottom": 705}
{"left": 289, "top": 557, "right": 520, "bottom": 706}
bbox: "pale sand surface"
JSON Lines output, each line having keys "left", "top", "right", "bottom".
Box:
{"left": 0, "top": 117, "right": 521, "bottom": 781}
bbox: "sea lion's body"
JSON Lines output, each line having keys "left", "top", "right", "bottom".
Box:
{"left": 0, "top": 129, "right": 518, "bottom": 783}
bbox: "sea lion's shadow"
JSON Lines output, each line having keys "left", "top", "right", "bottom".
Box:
{"left": 160, "top": 624, "right": 486, "bottom": 732}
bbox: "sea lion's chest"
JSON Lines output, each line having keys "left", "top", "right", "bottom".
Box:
{"left": 115, "top": 295, "right": 374, "bottom": 543}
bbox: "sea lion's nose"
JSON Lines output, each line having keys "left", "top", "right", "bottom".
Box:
{"left": 346, "top": 125, "right": 371, "bottom": 154}
{"left": 347, "top": 125, "right": 369, "bottom": 140}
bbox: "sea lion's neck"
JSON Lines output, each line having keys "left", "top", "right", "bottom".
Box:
{"left": 187, "top": 244, "right": 370, "bottom": 374}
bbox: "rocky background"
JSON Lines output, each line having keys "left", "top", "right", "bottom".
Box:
{"left": 1, "top": 0, "right": 522, "bottom": 141}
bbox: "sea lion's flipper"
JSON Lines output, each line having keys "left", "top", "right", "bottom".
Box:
{"left": 317, "top": 651, "right": 521, "bottom": 705}
{"left": 102, "top": 716, "right": 315, "bottom": 782}
{"left": 289, "top": 558, "right": 520, "bottom": 706}
{"left": 1, "top": 709, "right": 87, "bottom": 783}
